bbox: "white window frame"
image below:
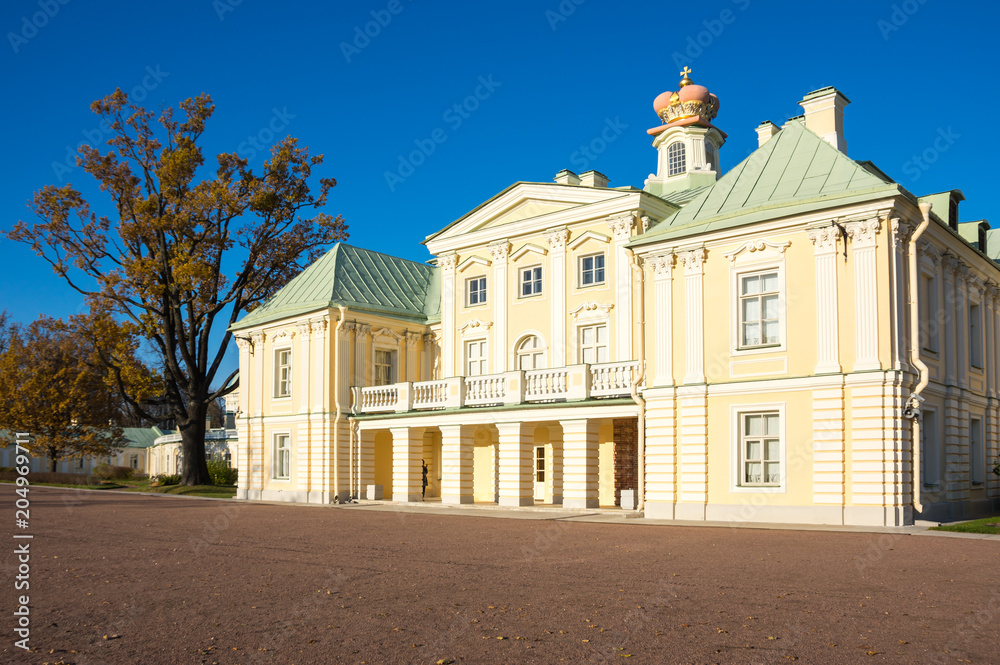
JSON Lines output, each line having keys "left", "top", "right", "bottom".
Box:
{"left": 466, "top": 275, "right": 487, "bottom": 307}
{"left": 465, "top": 338, "right": 488, "bottom": 376}
{"left": 730, "top": 259, "right": 787, "bottom": 356}
{"left": 515, "top": 334, "right": 547, "bottom": 370}
{"left": 519, "top": 264, "right": 543, "bottom": 298}
{"left": 667, "top": 141, "right": 686, "bottom": 176}
{"left": 578, "top": 252, "right": 606, "bottom": 288}
{"left": 273, "top": 432, "right": 291, "bottom": 481}
{"left": 129, "top": 454, "right": 139, "bottom": 470}
{"left": 274, "top": 347, "right": 292, "bottom": 398}
{"left": 971, "top": 416, "right": 985, "bottom": 485}
{"left": 373, "top": 347, "right": 397, "bottom": 386}
{"left": 730, "top": 403, "right": 786, "bottom": 494}
{"left": 921, "top": 407, "right": 940, "bottom": 487}
{"left": 577, "top": 323, "right": 609, "bottom": 365}
{"left": 969, "top": 301, "right": 983, "bottom": 369}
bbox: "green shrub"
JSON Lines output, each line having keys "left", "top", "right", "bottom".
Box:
{"left": 0, "top": 471, "right": 100, "bottom": 485}
{"left": 155, "top": 473, "right": 181, "bottom": 486}
{"left": 92, "top": 464, "right": 135, "bottom": 481}
{"left": 206, "top": 457, "right": 238, "bottom": 486}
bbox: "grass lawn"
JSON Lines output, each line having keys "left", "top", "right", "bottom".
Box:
{"left": 0, "top": 480, "right": 122, "bottom": 490}
{"left": 930, "top": 517, "right": 1000, "bottom": 535}
{"left": 143, "top": 484, "right": 237, "bottom": 498}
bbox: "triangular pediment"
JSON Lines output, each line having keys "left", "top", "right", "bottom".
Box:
{"left": 425, "top": 182, "right": 631, "bottom": 249}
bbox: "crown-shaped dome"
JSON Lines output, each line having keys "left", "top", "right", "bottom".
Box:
{"left": 650, "top": 68, "right": 720, "bottom": 132}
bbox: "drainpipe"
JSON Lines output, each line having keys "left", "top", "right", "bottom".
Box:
{"left": 626, "top": 249, "right": 647, "bottom": 511}
{"left": 332, "top": 306, "right": 347, "bottom": 503}
{"left": 906, "top": 203, "right": 933, "bottom": 515}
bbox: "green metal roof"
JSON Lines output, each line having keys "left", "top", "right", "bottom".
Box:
{"left": 631, "top": 121, "right": 902, "bottom": 246}
{"left": 232, "top": 243, "right": 440, "bottom": 330}
{"left": 121, "top": 427, "right": 164, "bottom": 449}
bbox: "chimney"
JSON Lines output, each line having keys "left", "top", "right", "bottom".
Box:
{"left": 755, "top": 121, "right": 779, "bottom": 148}
{"left": 798, "top": 87, "right": 850, "bottom": 153}
{"left": 554, "top": 169, "right": 580, "bottom": 185}
{"left": 578, "top": 170, "right": 609, "bottom": 188}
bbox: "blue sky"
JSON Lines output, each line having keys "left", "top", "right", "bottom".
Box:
{"left": 1, "top": 0, "right": 996, "bottom": 379}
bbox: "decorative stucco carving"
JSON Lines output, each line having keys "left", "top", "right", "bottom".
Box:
{"left": 606, "top": 213, "right": 635, "bottom": 242}
{"left": 678, "top": 247, "right": 707, "bottom": 273}
{"left": 808, "top": 226, "right": 840, "bottom": 253}
{"left": 569, "top": 301, "right": 615, "bottom": 319}
{"left": 644, "top": 253, "right": 675, "bottom": 278}
{"left": 488, "top": 242, "right": 511, "bottom": 262}
{"left": 438, "top": 253, "right": 460, "bottom": 271}
{"left": 725, "top": 239, "right": 791, "bottom": 264}
{"left": 458, "top": 319, "right": 493, "bottom": 335}
{"left": 845, "top": 218, "right": 881, "bottom": 247}
{"left": 545, "top": 227, "right": 570, "bottom": 251}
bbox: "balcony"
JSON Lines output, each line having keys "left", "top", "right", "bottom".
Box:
{"left": 353, "top": 361, "right": 640, "bottom": 414}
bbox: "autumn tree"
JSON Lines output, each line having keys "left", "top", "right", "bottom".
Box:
{"left": 0, "top": 314, "right": 156, "bottom": 472}
{"left": 8, "top": 90, "right": 347, "bottom": 485}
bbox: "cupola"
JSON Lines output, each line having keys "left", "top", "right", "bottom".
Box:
{"left": 644, "top": 68, "right": 727, "bottom": 198}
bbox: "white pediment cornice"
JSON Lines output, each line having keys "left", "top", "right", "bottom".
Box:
{"left": 510, "top": 242, "right": 548, "bottom": 261}
{"left": 457, "top": 255, "right": 491, "bottom": 272}
{"left": 568, "top": 230, "right": 611, "bottom": 250}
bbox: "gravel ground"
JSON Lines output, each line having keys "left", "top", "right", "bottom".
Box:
{"left": 2, "top": 486, "right": 999, "bottom": 665}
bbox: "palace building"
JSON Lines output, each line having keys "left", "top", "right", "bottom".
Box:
{"left": 229, "top": 70, "right": 999, "bottom": 526}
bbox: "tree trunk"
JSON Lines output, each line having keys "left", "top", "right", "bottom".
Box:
{"left": 179, "top": 404, "right": 213, "bottom": 486}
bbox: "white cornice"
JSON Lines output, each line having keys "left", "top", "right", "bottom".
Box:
{"left": 568, "top": 230, "right": 611, "bottom": 250}
{"left": 457, "top": 255, "right": 491, "bottom": 272}
{"left": 511, "top": 242, "right": 548, "bottom": 261}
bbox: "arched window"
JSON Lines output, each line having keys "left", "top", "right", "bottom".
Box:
{"left": 667, "top": 141, "right": 686, "bottom": 176}
{"left": 516, "top": 335, "right": 546, "bottom": 370}
{"left": 706, "top": 140, "right": 717, "bottom": 170}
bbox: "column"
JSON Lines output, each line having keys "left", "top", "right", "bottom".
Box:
{"left": 608, "top": 214, "right": 635, "bottom": 360}
{"left": 955, "top": 267, "right": 969, "bottom": 390}
{"left": 549, "top": 426, "right": 564, "bottom": 505}
{"left": 646, "top": 253, "right": 674, "bottom": 386}
{"left": 889, "top": 219, "right": 914, "bottom": 370}
{"left": 812, "top": 379, "right": 846, "bottom": 511}
{"left": 354, "top": 324, "right": 371, "bottom": 388}
{"left": 943, "top": 254, "right": 958, "bottom": 385}
{"left": 251, "top": 331, "right": 265, "bottom": 492}
{"left": 679, "top": 248, "right": 706, "bottom": 384}
{"left": 676, "top": 385, "right": 708, "bottom": 520}
{"left": 496, "top": 421, "right": 533, "bottom": 506}
{"left": 846, "top": 218, "right": 881, "bottom": 371}
{"left": 295, "top": 323, "right": 312, "bottom": 495}
{"left": 546, "top": 228, "right": 570, "bottom": 366}
{"left": 560, "top": 418, "right": 599, "bottom": 509}
{"left": 390, "top": 426, "right": 424, "bottom": 503}
{"left": 440, "top": 424, "right": 475, "bottom": 504}
{"left": 235, "top": 336, "right": 253, "bottom": 500}
{"left": 439, "top": 253, "right": 458, "bottom": 377}
{"left": 488, "top": 242, "right": 510, "bottom": 373}
{"left": 808, "top": 225, "right": 841, "bottom": 374}
{"left": 405, "top": 332, "right": 421, "bottom": 383}
{"left": 358, "top": 427, "right": 376, "bottom": 498}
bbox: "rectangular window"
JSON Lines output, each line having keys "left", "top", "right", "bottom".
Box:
{"left": 921, "top": 273, "right": 939, "bottom": 352}
{"left": 465, "top": 339, "right": 488, "bottom": 376}
{"left": 274, "top": 434, "right": 290, "bottom": 480}
{"left": 740, "top": 412, "right": 781, "bottom": 487}
{"left": 374, "top": 349, "right": 396, "bottom": 386}
{"left": 467, "top": 276, "right": 487, "bottom": 306}
{"left": 578, "top": 324, "right": 608, "bottom": 364}
{"left": 922, "top": 409, "right": 939, "bottom": 486}
{"left": 970, "top": 303, "right": 983, "bottom": 368}
{"left": 579, "top": 253, "right": 606, "bottom": 287}
{"left": 76, "top": 457, "right": 84, "bottom": 469}
{"left": 520, "top": 266, "right": 542, "bottom": 297}
{"left": 739, "top": 271, "right": 780, "bottom": 348}
{"left": 971, "top": 417, "right": 984, "bottom": 485}
{"left": 274, "top": 348, "right": 292, "bottom": 397}
{"left": 129, "top": 454, "right": 139, "bottom": 470}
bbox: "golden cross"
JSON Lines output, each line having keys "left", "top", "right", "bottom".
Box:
{"left": 679, "top": 66, "right": 692, "bottom": 79}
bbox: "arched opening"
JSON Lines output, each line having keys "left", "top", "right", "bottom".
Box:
{"left": 515, "top": 334, "right": 546, "bottom": 370}
{"left": 667, "top": 141, "right": 686, "bottom": 176}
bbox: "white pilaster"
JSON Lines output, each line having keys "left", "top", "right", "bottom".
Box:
{"left": 490, "top": 242, "right": 510, "bottom": 373}
{"left": 439, "top": 253, "right": 458, "bottom": 377}
{"left": 405, "top": 332, "right": 421, "bottom": 383}
{"left": 846, "top": 218, "right": 881, "bottom": 371}
{"left": 646, "top": 253, "right": 675, "bottom": 386}
{"left": 296, "top": 322, "right": 311, "bottom": 414}
{"left": 955, "top": 266, "right": 969, "bottom": 390}
{"left": 560, "top": 418, "right": 599, "bottom": 509}
{"left": 440, "top": 424, "right": 474, "bottom": 504}
{"left": 890, "top": 219, "right": 914, "bottom": 371}
{"left": 608, "top": 214, "right": 635, "bottom": 361}
{"left": 390, "top": 426, "right": 424, "bottom": 503}
{"left": 546, "top": 228, "right": 570, "bottom": 366}
{"left": 943, "top": 254, "right": 958, "bottom": 385}
{"left": 679, "top": 248, "right": 706, "bottom": 384}
{"left": 808, "top": 225, "right": 842, "bottom": 374}
{"left": 354, "top": 324, "right": 371, "bottom": 388}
